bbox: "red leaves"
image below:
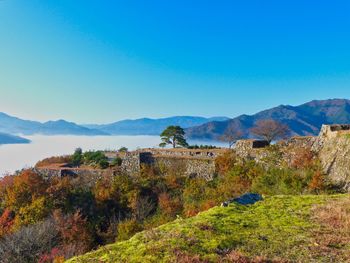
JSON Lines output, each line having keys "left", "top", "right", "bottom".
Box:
{"left": 0, "top": 208, "right": 15, "bottom": 237}
{"left": 53, "top": 210, "right": 93, "bottom": 254}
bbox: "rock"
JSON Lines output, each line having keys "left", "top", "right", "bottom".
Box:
{"left": 221, "top": 193, "right": 263, "bottom": 207}
{"left": 232, "top": 193, "right": 263, "bottom": 205}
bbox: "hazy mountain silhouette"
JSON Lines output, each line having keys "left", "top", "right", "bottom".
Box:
{"left": 186, "top": 99, "right": 350, "bottom": 140}
{"left": 0, "top": 132, "right": 30, "bottom": 145}
{"left": 83, "top": 116, "right": 229, "bottom": 135}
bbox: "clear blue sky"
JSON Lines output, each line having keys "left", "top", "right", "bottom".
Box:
{"left": 1, "top": 0, "right": 350, "bottom": 123}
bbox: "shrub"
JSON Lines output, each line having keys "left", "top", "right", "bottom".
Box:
{"left": 290, "top": 147, "right": 314, "bottom": 169}
{"left": 98, "top": 159, "right": 110, "bottom": 169}
{"left": 111, "top": 157, "right": 123, "bottom": 167}
{"left": 0, "top": 218, "right": 60, "bottom": 263}
{"left": 117, "top": 219, "right": 143, "bottom": 241}
{"left": 118, "top": 147, "right": 128, "bottom": 152}
{"left": 215, "top": 151, "right": 237, "bottom": 175}
{"left": 251, "top": 167, "right": 310, "bottom": 195}
{"left": 82, "top": 151, "right": 109, "bottom": 169}
{"left": 70, "top": 148, "right": 83, "bottom": 167}
{"left": 183, "top": 178, "right": 213, "bottom": 217}
{"left": 0, "top": 209, "right": 15, "bottom": 237}
{"left": 308, "top": 169, "right": 325, "bottom": 193}
{"left": 4, "top": 170, "right": 48, "bottom": 212}
{"left": 14, "top": 196, "right": 49, "bottom": 227}
{"left": 53, "top": 210, "right": 93, "bottom": 255}
{"left": 158, "top": 192, "right": 183, "bottom": 217}
{"left": 38, "top": 247, "right": 65, "bottom": 263}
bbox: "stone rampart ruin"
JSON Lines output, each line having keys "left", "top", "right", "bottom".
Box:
{"left": 233, "top": 124, "right": 350, "bottom": 191}
{"left": 35, "top": 124, "right": 350, "bottom": 190}
{"left": 235, "top": 139, "right": 270, "bottom": 159}
{"left": 319, "top": 124, "right": 350, "bottom": 139}
{"left": 120, "top": 148, "right": 225, "bottom": 180}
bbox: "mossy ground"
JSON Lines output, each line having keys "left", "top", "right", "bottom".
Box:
{"left": 67, "top": 194, "right": 349, "bottom": 263}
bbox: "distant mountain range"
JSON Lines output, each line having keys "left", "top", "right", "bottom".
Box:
{"left": 83, "top": 116, "right": 229, "bottom": 135}
{"left": 0, "top": 112, "right": 107, "bottom": 136}
{"left": 0, "top": 112, "right": 228, "bottom": 139}
{"left": 2, "top": 99, "right": 350, "bottom": 143}
{"left": 186, "top": 99, "right": 350, "bottom": 140}
{"left": 0, "top": 132, "right": 30, "bottom": 145}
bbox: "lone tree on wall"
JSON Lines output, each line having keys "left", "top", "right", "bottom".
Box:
{"left": 159, "top": 126, "right": 189, "bottom": 148}
{"left": 250, "top": 119, "right": 289, "bottom": 144}
{"left": 219, "top": 127, "right": 243, "bottom": 148}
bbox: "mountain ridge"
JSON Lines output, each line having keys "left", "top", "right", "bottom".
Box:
{"left": 0, "top": 113, "right": 107, "bottom": 136}
{"left": 186, "top": 98, "right": 350, "bottom": 140}
{"left": 2, "top": 99, "right": 350, "bottom": 139}
{"left": 0, "top": 113, "right": 229, "bottom": 137}
{"left": 83, "top": 116, "right": 229, "bottom": 135}
{"left": 0, "top": 132, "right": 30, "bottom": 145}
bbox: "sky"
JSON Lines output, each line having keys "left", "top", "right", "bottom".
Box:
{"left": 0, "top": 0, "right": 350, "bottom": 124}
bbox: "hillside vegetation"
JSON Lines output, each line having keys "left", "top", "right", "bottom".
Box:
{"left": 68, "top": 194, "right": 350, "bottom": 263}
{"left": 0, "top": 146, "right": 346, "bottom": 262}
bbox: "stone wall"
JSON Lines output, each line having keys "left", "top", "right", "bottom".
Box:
{"left": 140, "top": 148, "right": 224, "bottom": 159}
{"left": 35, "top": 126, "right": 350, "bottom": 191}
{"left": 36, "top": 148, "right": 223, "bottom": 181}
{"left": 316, "top": 135, "right": 350, "bottom": 190}
{"left": 35, "top": 167, "right": 115, "bottom": 187}
{"left": 118, "top": 148, "right": 223, "bottom": 179}
{"left": 234, "top": 130, "right": 350, "bottom": 191}
{"left": 153, "top": 157, "right": 216, "bottom": 180}
{"left": 319, "top": 124, "right": 350, "bottom": 139}
{"left": 120, "top": 152, "right": 141, "bottom": 174}
{"left": 235, "top": 139, "right": 269, "bottom": 159}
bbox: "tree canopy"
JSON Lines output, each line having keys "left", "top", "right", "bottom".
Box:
{"left": 159, "top": 126, "right": 188, "bottom": 148}
{"left": 250, "top": 119, "right": 289, "bottom": 143}
{"left": 219, "top": 126, "right": 243, "bottom": 148}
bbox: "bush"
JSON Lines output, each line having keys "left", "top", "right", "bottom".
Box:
{"left": 14, "top": 197, "right": 49, "bottom": 227}
{"left": 82, "top": 151, "right": 109, "bottom": 169}
{"left": 117, "top": 219, "right": 143, "bottom": 241}
{"left": 111, "top": 157, "right": 123, "bottom": 167}
{"left": 215, "top": 151, "right": 237, "bottom": 175}
{"left": 53, "top": 210, "right": 93, "bottom": 255}
{"left": 71, "top": 148, "right": 83, "bottom": 167}
{"left": 0, "top": 218, "right": 60, "bottom": 263}
{"left": 251, "top": 167, "right": 311, "bottom": 195}
{"left": 118, "top": 147, "right": 128, "bottom": 152}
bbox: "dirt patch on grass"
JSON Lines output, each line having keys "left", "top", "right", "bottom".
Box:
{"left": 311, "top": 196, "right": 350, "bottom": 261}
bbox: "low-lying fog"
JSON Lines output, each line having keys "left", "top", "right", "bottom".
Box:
{"left": 0, "top": 135, "right": 225, "bottom": 176}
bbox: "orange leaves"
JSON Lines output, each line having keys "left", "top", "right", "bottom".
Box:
{"left": 290, "top": 147, "right": 314, "bottom": 169}
{"left": 158, "top": 192, "right": 183, "bottom": 217}
{"left": 5, "top": 170, "right": 48, "bottom": 211}
{"left": 53, "top": 210, "right": 92, "bottom": 254}
{"left": 0, "top": 208, "right": 15, "bottom": 237}
{"left": 215, "top": 150, "right": 237, "bottom": 175}
{"left": 309, "top": 170, "right": 325, "bottom": 193}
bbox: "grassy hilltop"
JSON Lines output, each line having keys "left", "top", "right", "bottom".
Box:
{"left": 68, "top": 194, "right": 350, "bottom": 263}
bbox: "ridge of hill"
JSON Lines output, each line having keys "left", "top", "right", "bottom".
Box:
{"left": 186, "top": 99, "right": 350, "bottom": 140}
{"left": 67, "top": 194, "right": 349, "bottom": 263}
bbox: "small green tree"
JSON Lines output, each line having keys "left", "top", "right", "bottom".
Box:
{"left": 71, "top": 148, "right": 83, "bottom": 167}
{"left": 159, "top": 126, "right": 188, "bottom": 148}
{"left": 118, "top": 147, "right": 128, "bottom": 152}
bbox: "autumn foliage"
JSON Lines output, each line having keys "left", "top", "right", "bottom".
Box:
{"left": 0, "top": 144, "right": 334, "bottom": 261}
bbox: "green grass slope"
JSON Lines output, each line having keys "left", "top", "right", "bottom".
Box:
{"left": 68, "top": 195, "right": 349, "bottom": 262}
